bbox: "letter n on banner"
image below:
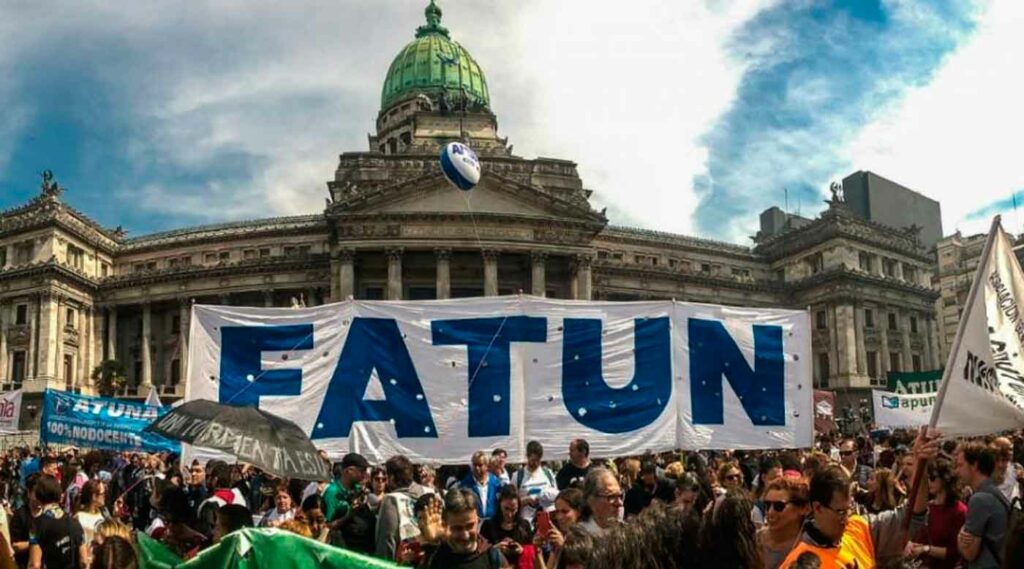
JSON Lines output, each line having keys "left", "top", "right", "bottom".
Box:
{"left": 689, "top": 319, "right": 784, "bottom": 425}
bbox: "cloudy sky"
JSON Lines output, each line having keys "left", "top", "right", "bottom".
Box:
{"left": 0, "top": 0, "right": 1020, "bottom": 244}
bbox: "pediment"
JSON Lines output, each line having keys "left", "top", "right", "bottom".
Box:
{"left": 331, "top": 172, "right": 605, "bottom": 224}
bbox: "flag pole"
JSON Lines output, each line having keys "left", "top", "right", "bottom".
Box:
{"left": 902, "top": 215, "right": 1001, "bottom": 530}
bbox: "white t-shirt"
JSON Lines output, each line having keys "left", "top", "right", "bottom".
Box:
{"left": 261, "top": 507, "right": 296, "bottom": 527}
{"left": 75, "top": 511, "right": 105, "bottom": 544}
{"left": 998, "top": 461, "right": 1021, "bottom": 503}
{"left": 515, "top": 466, "right": 558, "bottom": 523}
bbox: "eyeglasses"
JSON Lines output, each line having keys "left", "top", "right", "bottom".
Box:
{"left": 839, "top": 450, "right": 855, "bottom": 457}
{"left": 724, "top": 474, "right": 743, "bottom": 482}
{"left": 596, "top": 492, "right": 624, "bottom": 503}
{"left": 763, "top": 500, "right": 791, "bottom": 512}
{"left": 821, "top": 503, "right": 852, "bottom": 518}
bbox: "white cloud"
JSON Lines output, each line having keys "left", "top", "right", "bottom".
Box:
{"left": 847, "top": 0, "right": 1024, "bottom": 237}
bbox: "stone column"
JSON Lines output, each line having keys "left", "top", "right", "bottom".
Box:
{"left": 329, "top": 254, "right": 341, "bottom": 302}
{"left": 386, "top": 248, "right": 403, "bottom": 301}
{"left": 93, "top": 306, "right": 104, "bottom": 380}
{"left": 878, "top": 308, "right": 890, "bottom": 377}
{"left": 339, "top": 249, "right": 355, "bottom": 301}
{"left": 262, "top": 290, "right": 275, "bottom": 308}
{"left": 921, "top": 312, "right": 933, "bottom": 371}
{"left": 435, "top": 248, "right": 451, "bottom": 300}
{"left": 37, "top": 293, "right": 58, "bottom": 380}
{"left": 179, "top": 299, "right": 190, "bottom": 387}
{"left": 836, "top": 304, "right": 858, "bottom": 382}
{"left": 0, "top": 302, "right": 8, "bottom": 382}
{"left": 141, "top": 303, "right": 153, "bottom": 390}
{"left": 569, "top": 257, "right": 579, "bottom": 300}
{"left": 895, "top": 262, "right": 905, "bottom": 281}
{"left": 929, "top": 317, "right": 942, "bottom": 369}
{"left": 54, "top": 296, "right": 64, "bottom": 384}
{"left": 854, "top": 304, "right": 867, "bottom": 376}
{"left": 106, "top": 307, "right": 117, "bottom": 363}
{"left": 531, "top": 251, "right": 547, "bottom": 297}
{"left": 28, "top": 297, "right": 38, "bottom": 379}
{"left": 77, "top": 307, "right": 88, "bottom": 388}
{"left": 483, "top": 250, "right": 499, "bottom": 297}
{"left": 901, "top": 310, "right": 913, "bottom": 372}
{"left": 574, "top": 254, "right": 593, "bottom": 301}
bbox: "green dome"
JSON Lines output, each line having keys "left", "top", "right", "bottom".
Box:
{"left": 380, "top": 0, "right": 490, "bottom": 110}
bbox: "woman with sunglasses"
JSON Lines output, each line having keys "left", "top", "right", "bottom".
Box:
{"left": 905, "top": 457, "right": 966, "bottom": 569}
{"left": 757, "top": 478, "right": 810, "bottom": 569}
{"left": 718, "top": 462, "right": 745, "bottom": 494}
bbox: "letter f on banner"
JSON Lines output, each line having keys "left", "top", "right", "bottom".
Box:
{"left": 689, "top": 319, "right": 785, "bottom": 425}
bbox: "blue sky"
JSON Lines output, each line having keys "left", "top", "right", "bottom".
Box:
{"left": 0, "top": 0, "right": 1019, "bottom": 243}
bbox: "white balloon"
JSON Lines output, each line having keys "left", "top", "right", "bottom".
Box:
{"left": 439, "top": 142, "right": 481, "bottom": 191}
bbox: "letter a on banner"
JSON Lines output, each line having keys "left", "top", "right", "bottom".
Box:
{"left": 931, "top": 216, "right": 1024, "bottom": 435}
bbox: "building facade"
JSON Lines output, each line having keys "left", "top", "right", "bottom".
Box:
{"left": 0, "top": 1, "right": 941, "bottom": 425}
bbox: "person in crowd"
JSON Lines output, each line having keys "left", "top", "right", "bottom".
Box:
{"left": 623, "top": 461, "right": 674, "bottom": 519}
{"left": 533, "top": 487, "right": 584, "bottom": 569}
{"left": 490, "top": 450, "right": 511, "bottom": 485}
{"left": 299, "top": 495, "right": 329, "bottom": 543}
{"left": 88, "top": 535, "right": 136, "bottom": 569}
{"left": 990, "top": 437, "right": 1020, "bottom": 504}
{"left": 414, "top": 465, "right": 437, "bottom": 495}
{"left": 480, "top": 484, "right": 532, "bottom": 565}
{"left": 513, "top": 441, "right": 558, "bottom": 525}
{"left": 578, "top": 468, "right": 623, "bottom": 538}
{"left": 376, "top": 455, "right": 424, "bottom": 560}
{"left": 674, "top": 472, "right": 704, "bottom": 513}
{"left": 906, "top": 457, "right": 967, "bottom": 569}
{"left": 195, "top": 462, "right": 247, "bottom": 537}
{"left": 618, "top": 458, "right": 641, "bottom": 492}
{"left": 322, "top": 453, "right": 369, "bottom": 524}
{"left": 461, "top": 451, "right": 502, "bottom": 522}
{"left": 699, "top": 490, "right": 763, "bottom": 569}
{"left": 757, "top": 477, "right": 810, "bottom": 569}
{"left": 718, "top": 461, "right": 745, "bottom": 495}
{"left": 92, "top": 520, "right": 131, "bottom": 547}
{"left": 955, "top": 441, "right": 1009, "bottom": 569}
{"left": 367, "top": 467, "right": 388, "bottom": 511}
{"left": 259, "top": 484, "right": 296, "bottom": 527}
{"left": 330, "top": 467, "right": 378, "bottom": 555}
{"left": 552, "top": 525, "right": 593, "bottom": 569}
{"left": 557, "top": 439, "right": 594, "bottom": 491}
{"left": 779, "top": 430, "right": 936, "bottom": 568}
{"left": 752, "top": 456, "right": 785, "bottom": 528}
{"left": 585, "top": 502, "right": 700, "bottom": 569}
{"left": 864, "top": 468, "right": 901, "bottom": 514}
{"left": 152, "top": 486, "right": 206, "bottom": 559}
{"left": 28, "top": 475, "right": 88, "bottom": 569}
{"left": 212, "top": 503, "right": 253, "bottom": 544}
{"left": 839, "top": 438, "right": 872, "bottom": 489}
{"left": 423, "top": 489, "right": 510, "bottom": 569}
{"left": 184, "top": 461, "right": 207, "bottom": 513}
{"left": 896, "top": 449, "right": 916, "bottom": 495}
{"left": 74, "top": 480, "right": 108, "bottom": 545}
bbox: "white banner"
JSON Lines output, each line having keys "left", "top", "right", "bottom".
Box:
{"left": 934, "top": 219, "right": 1024, "bottom": 435}
{"left": 0, "top": 389, "right": 22, "bottom": 433}
{"left": 872, "top": 390, "right": 933, "bottom": 429}
{"left": 186, "top": 297, "right": 812, "bottom": 463}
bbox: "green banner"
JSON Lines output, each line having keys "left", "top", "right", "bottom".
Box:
{"left": 138, "top": 529, "right": 402, "bottom": 569}
{"left": 886, "top": 370, "right": 943, "bottom": 394}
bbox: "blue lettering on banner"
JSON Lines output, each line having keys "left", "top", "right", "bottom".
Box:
{"left": 688, "top": 319, "right": 785, "bottom": 425}
{"left": 432, "top": 316, "right": 547, "bottom": 436}
{"left": 219, "top": 325, "right": 313, "bottom": 406}
{"left": 562, "top": 318, "right": 672, "bottom": 433}
{"left": 314, "top": 318, "right": 436, "bottom": 439}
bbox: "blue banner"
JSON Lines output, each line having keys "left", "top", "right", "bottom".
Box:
{"left": 40, "top": 390, "right": 180, "bottom": 453}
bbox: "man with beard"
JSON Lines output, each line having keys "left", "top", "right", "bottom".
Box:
{"left": 425, "top": 489, "right": 510, "bottom": 569}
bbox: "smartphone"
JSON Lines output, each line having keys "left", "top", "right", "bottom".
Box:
{"left": 536, "top": 509, "right": 552, "bottom": 536}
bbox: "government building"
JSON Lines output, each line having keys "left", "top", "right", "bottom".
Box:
{"left": 0, "top": 1, "right": 943, "bottom": 426}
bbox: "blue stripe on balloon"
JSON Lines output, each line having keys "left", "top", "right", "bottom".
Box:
{"left": 440, "top": 149, "right": 474, "bottom": 191}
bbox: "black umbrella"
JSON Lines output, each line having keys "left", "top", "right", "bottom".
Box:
{"left": 144, "top": 399, "right": 330, "bottom": 481}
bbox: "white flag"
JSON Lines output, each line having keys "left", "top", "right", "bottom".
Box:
{"left": 145, "top": 388, "right": 163, "bottom": 408}
{"left": 932, "top": 217, "right": 1024, "bottom": 435}
{"left": 0, "top": 389, "right": 22, "bottom": 433}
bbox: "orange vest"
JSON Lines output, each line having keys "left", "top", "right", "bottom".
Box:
{"left": 779, "top": 516, "right": 875, "bottom": 569}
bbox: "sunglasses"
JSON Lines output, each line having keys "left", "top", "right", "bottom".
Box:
{"left": 839, "top": 450, "right": 855, "bottom": 456}
{"left": 763, "top": 500, "right": 791, "bottom": 512}
{"left": 724, "top": 474, "right": 743, "bottom": 481}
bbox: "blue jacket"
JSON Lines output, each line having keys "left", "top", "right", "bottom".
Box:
{"left": 459, "top": 472, "right": 502, "bottom": 519}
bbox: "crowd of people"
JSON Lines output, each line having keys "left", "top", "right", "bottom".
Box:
{"left": 0, "top": 429, "right": 1021, "bottom": 568}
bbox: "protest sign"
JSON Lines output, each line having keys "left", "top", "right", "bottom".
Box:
{"left": 40, "top": 390, "right": 180, "bottom": 453}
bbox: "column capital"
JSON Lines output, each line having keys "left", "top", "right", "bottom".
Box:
{"left": 481, "top": 249, "right": 500, "bottom": 261}
{"left": 177, "top": 297, "right": 194, "bottom": 307}
{"left": 339, "top": 248, "right": 356, "bottom": 262}
{"left": 385, "top": 247, "right": 404, "bottom": 262}
{"left": 530, "top": 250, "right": 548, "bottom": 263}
{"left": 434, "top": 248, "right": 452, "bottom": 261}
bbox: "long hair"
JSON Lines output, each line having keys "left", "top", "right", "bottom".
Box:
{"left": 927, "top": 457, "right": 962, "bottom": 506}
{"left": 699, "top": 490, "right": 763, "bottom": 569}
{"left": 91, "top": 536, "right": 137, "bottom": 569}
{"left": 76, "top": 479, "right": 105, "bottom": 513}
{"left": 870, "top": 468, "right": 900, "bottom": 511}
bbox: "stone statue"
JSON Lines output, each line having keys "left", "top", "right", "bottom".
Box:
{"left": 40, "top": 169, "right": 63, "bottom": 197}
{"left": 829, "top": 181, "right": 844, "bottom": 203}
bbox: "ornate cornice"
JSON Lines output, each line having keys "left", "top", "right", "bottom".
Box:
{"left": 598, "top": 226, "right": 760, "bottom": 261}
{"left": 593, "top": 263, "right": 787, "bottom": 294}
{"left": 787, "top": 265, "right": 940, "bottom": 301}
{"left": 99, "top": 254, "right": 331, "bottom": 290}
{"left": 122, "top": 214, "right": 327, "bottom": 253}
